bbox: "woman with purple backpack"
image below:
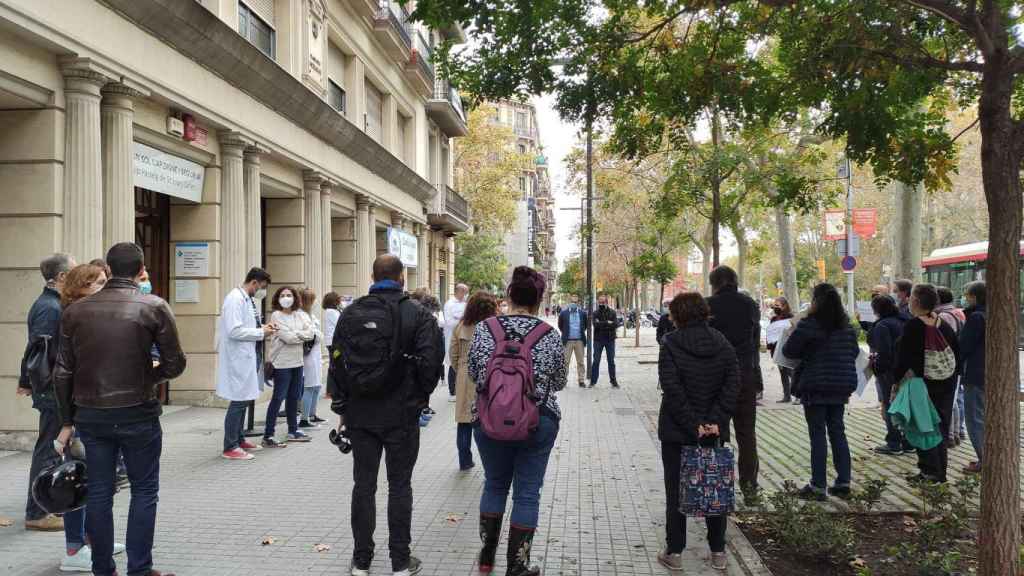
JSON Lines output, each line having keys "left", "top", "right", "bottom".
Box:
{"left": 468, "top": 266, "right": 567, "bottom": 576}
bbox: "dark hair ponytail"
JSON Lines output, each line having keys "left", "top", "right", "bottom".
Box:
{"left": 507, "top": 266, "right": 546, "bottom": 308}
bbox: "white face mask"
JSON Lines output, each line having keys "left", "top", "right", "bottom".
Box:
{"left": 279, "top": 296, "right": 294, "bottom": 309}
{"left": 254, "top": 287, "right": 267, "bottom": 300}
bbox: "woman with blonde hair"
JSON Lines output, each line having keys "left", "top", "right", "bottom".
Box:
{"left": 449, "top": 290, "right": 498, "bottom": 471}
{"left": 298, "top": 287, "right": 325, "bottom": 428}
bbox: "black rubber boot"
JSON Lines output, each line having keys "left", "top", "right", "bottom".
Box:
{"left": 505, "top": 525, "right": 541, "bottom": 576}
{"left": 478, "top": 513, "right": 502, "bottom": 575}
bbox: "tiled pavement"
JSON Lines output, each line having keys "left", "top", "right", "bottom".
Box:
{"left": 0, "top": 326, "right": 751, "bottom": 576}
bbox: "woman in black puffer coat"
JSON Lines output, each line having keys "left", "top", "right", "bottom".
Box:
{"left": 657, "top": 292, "right": 740, "bottom": 572}
{"left": 783, "top": 283, "right": 859, "bottom": 501}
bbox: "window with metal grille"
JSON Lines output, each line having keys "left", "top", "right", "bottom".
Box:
{"left": 365, "top": 80, "right": 383, "bottom": 142}
{"left": 238, "top": 2, "right": 275, "bottom": 58}
{"left": 328, "top": 80, "right": 346, "bottom": 114}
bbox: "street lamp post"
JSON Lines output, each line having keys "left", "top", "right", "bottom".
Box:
{"left": 584, "top": 111, "right": 594, "bottom": 373}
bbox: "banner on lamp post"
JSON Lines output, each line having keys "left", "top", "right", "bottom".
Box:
{"left": 852, "top": 208, "right": 878, "bottom": 238}
{"left": 823, "top": 209, "right": 846, "bottom": 241}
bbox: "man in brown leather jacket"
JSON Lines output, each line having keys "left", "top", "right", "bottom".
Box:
{"left": 53, "top": 242, "right": 185, "bottom": 576}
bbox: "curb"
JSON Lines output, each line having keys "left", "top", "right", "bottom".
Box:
{"left": 727, "top": 518, "right": 774, "bottom": 576}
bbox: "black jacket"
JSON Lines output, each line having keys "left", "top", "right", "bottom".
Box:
{"left": 557, "top": 306, "right": 589, "bottom": 344}
{"left": 782, "top": 317, "right": 859, "bottom": 405}
{"left": 19, "top": 287, "right": 62, "bottom": 400}
{"left": 894, "top": 316, "right": 960, "bottom": 391}
{"left": 656, "top": 313, "right": 674, "bottom": 344}
{"left": 658, "top": 323, "right": 740, "bottom": 445}
{"left": 959, "top": 305, "right": 985, "bottom": 388}
{"left": 707, "top": 286, "right": 763, "bottom": 392}
{"left": 328, "top": 286, "right": 443, "bottom": 429}
{"left": 867, "top": 313, "right": 905, "bottom": 376}
{"left": 592, "top": 305, "right": 618, "bottom": 340}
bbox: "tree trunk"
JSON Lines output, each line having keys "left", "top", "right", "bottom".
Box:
{"left": 711, "top": 111, "right": 722, "bottom": 267}
{"left": 775, "top": 204, "right": 800, "bottom": 309}
{"left": 893, "top": 180, "right": 923, "bottom": 281}
{"left": 634, "top": 280, "right": 641, "bottom": 347}
{"left": 977, "top": 63, "right": 1022, "bottom": 576}
{"left": 732, "top": 222, "right": 749, "bottom": 289}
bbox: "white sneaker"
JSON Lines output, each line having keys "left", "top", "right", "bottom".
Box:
{"left": 113, "top": 542, "right": 126, "bottom": 555}
{"left": 60, "top": 546, "right": 92, "bottom": 572}
{"left": 350, "top": 565, "right": 369, "bottom": 576}
{"left": 448, "top": 395, "right": 457, "bottom": 403}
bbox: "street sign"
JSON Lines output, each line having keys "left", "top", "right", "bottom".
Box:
{"left": 852, "top": 208, "right": 878, "bottom": 238}
{"left": 824, "top": 210, "right": 846, "bottom": 240}
{"left": 841, "top": 256, "right": 857, "bottom": 272}
{"left": 836, "top": 231, "right": 860, "bottom": 257}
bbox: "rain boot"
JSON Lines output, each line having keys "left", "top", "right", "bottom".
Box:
{"left": 505, "top": 525, "right": 541, "bottom": 576}
{"left": 479, "top": 513, "right": 502, "bottom": 575}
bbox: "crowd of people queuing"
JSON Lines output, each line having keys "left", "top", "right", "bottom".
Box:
{"left": 15, "top": 238, "right": 990, "bottom": 576}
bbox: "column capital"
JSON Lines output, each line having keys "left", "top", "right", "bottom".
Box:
{"left": 244, "top": 144, "right": 268, "bottom": 163}
{"left": 320, "top": 179, "right": 335, "bottom": 196}
{"left": 302, "top": 170, "right": 325, "bottom": 187}
{"left": 356, "top": 194, "right": 371, "bottom": 211}
{"left": 219, "top": 131, "right": 249, "bottom": 157}
{"left": 101, "top": 82, "right": 145, "bottom": 100}
{"left": 390, "top": 211, "right": 404, "bottom": 227}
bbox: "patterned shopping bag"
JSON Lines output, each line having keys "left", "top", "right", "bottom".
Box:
{"left": 678, "top": 444, "right": 736, "bottom": 517}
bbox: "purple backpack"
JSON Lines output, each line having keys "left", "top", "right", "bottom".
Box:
{"left": 477, "top": 317, "right": 552, "bottom": 442}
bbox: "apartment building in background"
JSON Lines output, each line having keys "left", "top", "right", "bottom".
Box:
{"left": 489, "top": 100, "right": 557, "bottom": 305}
{"left": 0, "top": 0, "right": 471, "bottom": 430}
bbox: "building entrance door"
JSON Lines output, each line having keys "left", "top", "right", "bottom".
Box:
{"left": 135, "top": 187, "right": 171, "bottom": 404}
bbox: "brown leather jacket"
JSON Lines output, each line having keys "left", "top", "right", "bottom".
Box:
{"left": 54, "top": 278, "right": 186, "bottom": 424}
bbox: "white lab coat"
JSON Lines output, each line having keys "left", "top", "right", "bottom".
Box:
{"left": 216, "top": 288, "right": 265, "bottom": 402}
{"left": 299, "top": 310, "right": 323, "bottom": 388}
{"left": 442, "top": 297, "right": 466, "bottom": 364}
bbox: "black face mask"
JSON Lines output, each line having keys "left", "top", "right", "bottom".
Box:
{"left": 771, "top": 307, "right": 782, "bottom": 315}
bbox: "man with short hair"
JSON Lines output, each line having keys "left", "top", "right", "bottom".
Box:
{"left": 558, "top": 294, "right": 589, "bottom": 387}
{"left": 656, "top": 299, "right": 674, "bottom": 344}
{"left": 330, "top": 254, "right": 444, "bottom": 576}
{"left": 443, "top": 283, "right": 469, "bottom": 402}
{"left": 54, "top": 242, "right": 186, "bottom": 576}
{"left": 893, "top": 279, "right": 914, "bottom": 319}
{"left": 216, "top": 267, "right": 276, "bottom": 460}
{"left": 590, "top": 294, "right": 620, "bottom": 388}
{"left": 959, "top": 281, "right": 987, "bottom": 474}
{"left": 706, "top": 265, "right": 763, "bottom": 504}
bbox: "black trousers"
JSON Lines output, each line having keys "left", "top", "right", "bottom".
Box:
{"left": 349, "top": 425, "right": 420, "bottom": 571}
{"left": 661, "top": 441, "right": 727, "bottom": 553}
{"left": 918, "top": 382, "right": 955, "bottom": 481}
{"left": 734, "top": 378, "right": 760, "bottom": 489}
{"left": 26, "top": 399, "right": 61, "bottom": 521}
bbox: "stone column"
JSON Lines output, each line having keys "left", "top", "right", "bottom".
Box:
{"left": 416, "top": 223, "right": 429, "bottom": 290}
{"left": 243, "top": 145, "right": 265, "bottom": 272}
{"left": 355, "top": 195, "right": 371, "bottom": 295}
{"left": 101, "top": 83, "right": 140, "bottom": 249}
{"left": 366, "top": 202, "right": 378, "bottom": 281}
{"left": 303, "top": 171, "right": 324, "bottom": 320}
{"left": 220, "top": 131, "right": 248, "bottom": 290}
{"left": 62, "top": 67, "right": 108, "bottom": 261}
{"left": 321, "top": 180, "right": 333, "bottom": 300}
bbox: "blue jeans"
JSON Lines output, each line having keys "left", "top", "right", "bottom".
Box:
{"left": 590, "top": 337, "right": 616, "bottom": 385}
{"left": 223, "top": 400, "right": 248, "bottom": 452}
{"left": 78, "top": 419, "right": 162, "bottom": 576}
{"left": 302, "top": 385, "right": 321, "bottom": 421}
{"left": 803, "top": 404, "right": 851, "bottom": 489}
{"left": 964, "top": 385, "right": 985, "bottom": 462}
{"left": 25, "top": 400, "right": 86, "bottom": 547}
{"left": 264, "top": 367, "right": 303, "bottom": 438}
{"left": 474, "top": 415, "right": 559, "bottom": 528}
{"left": 457, "top": 423, "right": 474, "bottom": 469}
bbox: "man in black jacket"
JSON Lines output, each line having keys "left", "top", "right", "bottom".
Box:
{"left": 706, "top": 265, "right": 764, "bottom": 504}
{"left": 329, "top": 254, "right": 443, "bottom": 576}
{"left": 656, "top": 300, "right": 674, "bottom": 344}
{"left": 590, "top": 294, "right": 620, "bottom": 387}
{"left": 19, "top": 253, "right": 75, "bottom": 534}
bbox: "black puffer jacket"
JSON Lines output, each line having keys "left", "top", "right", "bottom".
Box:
{"left": 658, "top": 323, "right": 740, "bottom": 445}
{"left": 782, "top": 317, "right": 859, "bottom": 405}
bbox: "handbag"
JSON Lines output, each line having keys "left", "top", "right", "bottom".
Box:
{"left": 678, "top": 439, "right": 735, "bottom": 517}
{"left": 263, "top": 341, "right": 282, "bottom": 384}
{"left": 923, "top": 318, "right": 956, "bottom": 381}
{"left": 772, "top": 323, "right": 800, "bottom": 370}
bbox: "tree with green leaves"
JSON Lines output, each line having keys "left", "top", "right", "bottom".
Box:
{"left": 558, "top": 256, "right": 585, "bottom": 298}
{"left": 414, "top": 2, "right": 1024, "bottom": 569}
{"left": 454, "top": 232, "right": 508, "bottom": 292}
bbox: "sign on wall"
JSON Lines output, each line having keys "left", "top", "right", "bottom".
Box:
{"left": 175, "top": 242, "right": 210, "bottom": 277}
{"left": 304, "top": 0, "right": 327, "bottom": 91}
{"left": 386, "top": 227, "right": 419, "bottom": 268}
{"left": 174, "top": 279, "right": 200, "bottom": 303}
{"left": 134, "top": 142, "right": 204, "bottom": 203}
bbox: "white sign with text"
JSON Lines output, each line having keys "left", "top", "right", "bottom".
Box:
{"left": 134, "top": 141, "right": 204, "bottom": 203}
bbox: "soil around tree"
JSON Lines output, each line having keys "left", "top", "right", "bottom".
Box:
{"left": 735, "top": 512, "right": 980, "bottom": 576}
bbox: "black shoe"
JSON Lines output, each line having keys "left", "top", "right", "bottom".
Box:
{"left": 905, "top": 472, "right": 943, "bottom": 484}
{"left": 741, "top": 484, "right": 763, "bottom": 507}
{"left": 578, "top": 381, "right": 586, "bottom": 388}
{"left": 396, "top": 556, "right": 421, "bottom": 575}
{"left": 873, "top": 444, "right": 901, "bottom": 455}
{"left": 261, "top": 437, "right": 287, "bottom": 448}
{"left": 298, "top": 420, "right": 317, "bottom": 429}
{"left": 506, "top": 526, "right": 541, "bottom": 576}
{"left": 828, "top": 485, "right": 852, "bottom": 500}
{"left": 796, "top": 484, "right": 827, "bottom": 502}
{"left": 310, "top": 416, "right": 327, "bottom": 423}
{"left": 479, "top": 513, "right": 502, "bottom": 575}
{"left": 460, "top": 462, "right": 476, "bottom": 471}
{"left": 610, "top": 381, "right": 620, "bottom": 388}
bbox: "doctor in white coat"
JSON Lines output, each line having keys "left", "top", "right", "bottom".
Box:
{"left": 443, "top": 283, "right": 469, "bottom": 401}
{"left": 217, "top": 267, "right": 275, "bottom": 460}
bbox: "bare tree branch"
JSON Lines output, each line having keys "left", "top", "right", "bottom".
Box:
{"left": 951, "top": 116, "right": 980, "bottom": 144}
{"left": 835, "top": 43, "right": 984, "bottom": 72}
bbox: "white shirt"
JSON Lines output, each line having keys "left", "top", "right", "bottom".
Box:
{"left": 443, "top": 297, "right": 467, "bottom": 363}
{"left": 216, "top": 288, "right": 265, "bottom": 402}
{"left": 323, "top": 307, "right": 340, "bottom": 347}
{"left": 765, "top": 317, "right": 793, "bottom": 346}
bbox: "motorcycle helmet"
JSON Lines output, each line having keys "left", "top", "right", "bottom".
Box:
{"left": 31, "top": 457, "right": 87, "bottom": 515}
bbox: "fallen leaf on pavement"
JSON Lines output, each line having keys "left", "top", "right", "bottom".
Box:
{"left": 314, "top": 544, "right": 330, "bottom": 552}
{"left": 262, "top": 537, "right": 275, "bottom": 546}
{"left": 849, "top": 557, "right": 867, "bottom": 568}
{"left": 0, "top": 517, "right": 13, "bottom": 527}
{"left": 445, "top": 513, "right": 461, "bottom": 525}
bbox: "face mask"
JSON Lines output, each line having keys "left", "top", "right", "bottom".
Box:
{"left": 569, "top": 303, "right": 578, "bottom": 310}
{"left": 280, "top": 296, "right": 294, "bottom": 309}
{"left": 139, "top": 281, "right": 153, "bottom": 295}
{"left": 254, "top": 287, "right": 267, "bottom": 300}
{"left": 771, "top": 307, "right": 781, "bottom": 314}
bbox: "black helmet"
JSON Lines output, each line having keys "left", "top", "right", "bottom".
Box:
{"left": 31, "top": 458, "right": 87, "bottom": 515}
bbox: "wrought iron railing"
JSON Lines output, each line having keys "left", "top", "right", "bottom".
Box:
{"left": 446, "top": 186, "right": 469, "bottom": 222}
{"left": 377, "top": 0, "right": 411, "bottom": 48}
{"left": 434, "top": 79, "right": 467, "bottom": 124}
{"left": 412, "top": 31, "right": 434, "bottom": 80}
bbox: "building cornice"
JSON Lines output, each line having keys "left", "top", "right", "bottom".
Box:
{"left": 97, "top": 0, "right": 437, "bottom": 204}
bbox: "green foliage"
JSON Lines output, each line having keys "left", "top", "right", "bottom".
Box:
{"left": 846, "top": 477, "right": 888, "bottom": 514}
{"left": 890, "top": 474, "right": 980, "bottom": 576}
{"left": 559, "top": 256, "right": 584, "bottom": 297}
{"left": 454, "top": 232, "right": 508, "bottom": 292}
{"left": 765, "top": 481, "right": 856, "bottom": 562}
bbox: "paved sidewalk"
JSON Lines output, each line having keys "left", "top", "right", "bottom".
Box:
{"left": 0, "top": 326, "right": 753, "bottom": 576}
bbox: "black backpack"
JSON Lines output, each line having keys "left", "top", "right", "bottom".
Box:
{"left": 24, "top": 335, "right": 54, "bottom": 395}
{"left": 337, "top": 293, "right": 411, "bottom": 397}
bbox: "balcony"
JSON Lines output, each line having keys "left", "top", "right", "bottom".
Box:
{"left": 373, "top": 1, "right": 412, "bottom": 60}
{"left": 514, "top": 124, "right": 537, "bottom": 139}
{"left": 427, "top": 79, "right": 468, "bottom": 137}
{"left": 405, "top": 31, "right": 435, "bottom": 96}
{"left": 427, "top": 185, "right": 470, "bottom": 232}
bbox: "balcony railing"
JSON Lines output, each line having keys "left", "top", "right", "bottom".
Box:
{"left": 434, "top": 79, "right": 466, "bottom": 123}
{"left": 446, "top": 186, "right": 469, "bottom": 222}
{"left": 378, "top": 0, "right": 411, "bottom": 48}
{"left": 514, "top": 124, "right": 536, "bottom": 138}
{"left": 412, "top": 31, "right": 434, "bottom": 79}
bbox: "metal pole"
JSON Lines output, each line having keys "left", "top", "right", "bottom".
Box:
{"left": 845, "top": 157, "right": 856, "bottom": 319}
{"left": 585, "top": 111, "right": 594, "bottom": 375}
